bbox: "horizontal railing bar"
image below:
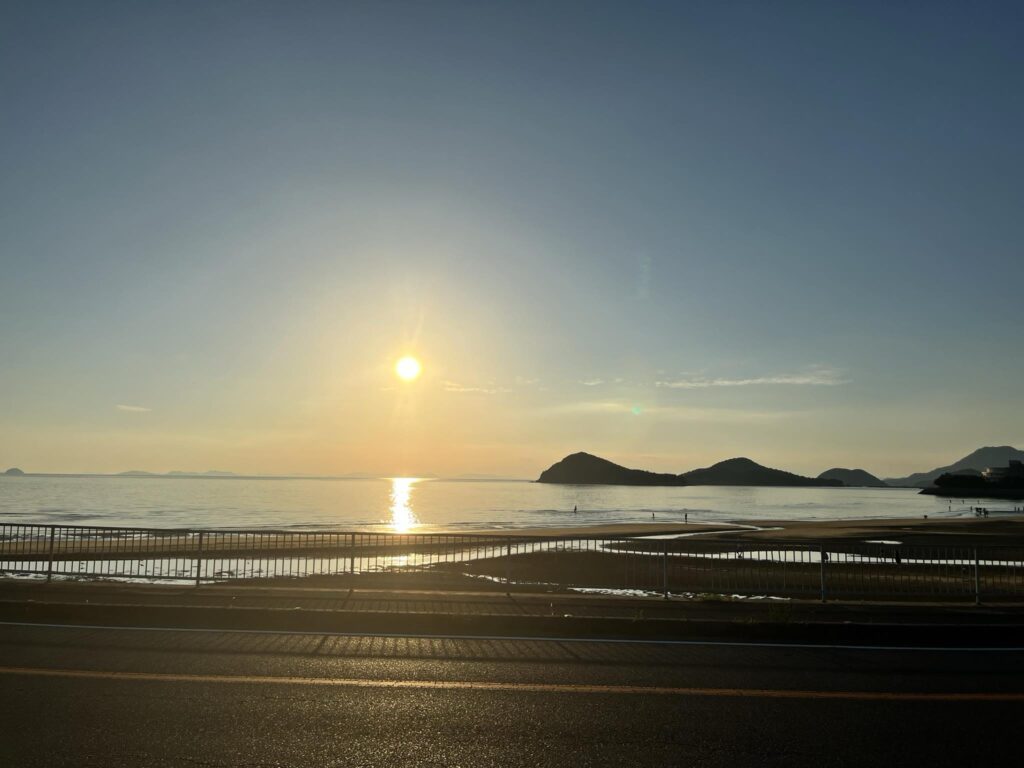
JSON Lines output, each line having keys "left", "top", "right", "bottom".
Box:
{"left": 1, "top": 525, "right": 1022, "bottom": 550}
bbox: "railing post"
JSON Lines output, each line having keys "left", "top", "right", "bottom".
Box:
{"left": 973, "top": 547, "right": 980, "bottom": 605}
{"left": 350, "top": 533, "right": 356, "bottom": 575}
{"left": 819, "top": 545, "right": 827, "bottom": 603}
{"left": 46, "top": 527, "right": 56, "bottom": 582}
{"left": 662, "top": 540, "right": 669, "bottom": 599}
{"left": 194, "top": 531, "right": 204, "bottom": 587}
{"left": 505, "top": 542, "right": 512, "bottom": 585}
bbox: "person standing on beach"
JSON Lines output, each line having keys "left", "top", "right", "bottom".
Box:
{"left": 573, "top": 505, "right": 577, "bottom": 514}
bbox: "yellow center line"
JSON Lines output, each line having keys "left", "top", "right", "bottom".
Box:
{"left": 0, "top": 666, "right": 1021, "bottom": 701}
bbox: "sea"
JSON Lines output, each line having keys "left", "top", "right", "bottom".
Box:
{"left": 0, "top": 475, "right": 976, "bottom": 532}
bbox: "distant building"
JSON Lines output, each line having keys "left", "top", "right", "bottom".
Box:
{"left": 982, "top": 460, "right": 1024, "bottom": 481}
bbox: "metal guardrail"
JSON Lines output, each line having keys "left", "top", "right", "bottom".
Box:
{"left": 1, "top": 524, "right": 1023, "bottom": 603}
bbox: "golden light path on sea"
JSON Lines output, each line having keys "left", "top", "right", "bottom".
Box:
{"left": 389, "top": 477, "right": 421, "bottom": 533}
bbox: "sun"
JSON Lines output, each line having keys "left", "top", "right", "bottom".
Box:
{"left": 395, "top": 356, "right": 422, "bottom": 382}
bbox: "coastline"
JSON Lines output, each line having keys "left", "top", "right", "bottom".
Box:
{"left": 921, "top": 486, "right": 1024, "bottom": 501}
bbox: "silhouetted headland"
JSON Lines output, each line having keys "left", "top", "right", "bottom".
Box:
{"left": 817, "top": 468, "right": 888, "bottom": 487}
{"left": 886, "top": 446, "right": 1024, "bottom": 487}
{"left": 3, "top": 467, "right": 25, "bottom": 476}
{"left": 537, "top": 453, "right": 841, "bottom": 487}
{"left": 920, "top": 459, "right": 1024, "bottom": 501}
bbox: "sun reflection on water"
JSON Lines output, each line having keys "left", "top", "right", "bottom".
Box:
{"left": 389, "top": 477, "right": 421, "bottom": 533}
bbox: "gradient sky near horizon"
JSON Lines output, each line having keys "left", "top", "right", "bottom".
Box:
{"left": 2, "top": 1, "right": 1023, "bottom": 478}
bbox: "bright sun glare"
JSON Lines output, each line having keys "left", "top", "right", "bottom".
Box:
{"left": 395, "top": 356, "right": 422, "bottom": 382}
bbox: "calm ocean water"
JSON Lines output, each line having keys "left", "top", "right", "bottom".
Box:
{"left": 0, "top": 475, "right": 972, "bottom": 531}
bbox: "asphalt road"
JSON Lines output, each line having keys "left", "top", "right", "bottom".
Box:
{"left": 0, "top": 622, "right": 1022, "bottom": 767}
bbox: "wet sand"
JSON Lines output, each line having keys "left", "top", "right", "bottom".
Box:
{"left": 467, "top": 516, "right": 1024, "bottom": 546}
{"left": 712, "top": 515, "right": 1024, "bottom": 546}
{"left": 459, "top": 522, "right": 737, "bottom": 538}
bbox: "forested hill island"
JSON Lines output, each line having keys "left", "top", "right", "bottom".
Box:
{"left": 537, "top": 453, "right": 854, "bottom": 487}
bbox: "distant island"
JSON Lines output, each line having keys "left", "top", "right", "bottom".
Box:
{"left": 8, "top": 470, "right": 390, "bottom": 481}
{"left": 817, "top": 468, "right": 888, "bottom": 487}
{"left": 167, "top": 470, "right": 238, "bottom": 477}
{"left": 537, "top": 453, "right": 840, "bottom": 487}
{"left": 537, "top": 453, "right": 686, "bottom": 486}
{"left": 3, "top": 467, "right": 25, "bottom": 476}
{"left": 683, "top": 457, "right": 841, "bottom": 487}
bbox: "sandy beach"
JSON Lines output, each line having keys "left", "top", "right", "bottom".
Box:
{"left": 5, "top": 516, "right": 1023, "bottom": 602}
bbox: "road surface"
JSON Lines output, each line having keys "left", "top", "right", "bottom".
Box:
{"left": 0, "top": 622, "right": 1021, "bottom": 766}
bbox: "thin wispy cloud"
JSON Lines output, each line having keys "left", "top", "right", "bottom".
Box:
{"left": 655, "top": 367, "right": 847, "bottom": 389}
{"left": 442, "top": 381, "right": 510, "bottom": 395}
{"left": 548, "top": 401, "right": 791, "bottom": 423}
{"left": 116, "top": 404, "right": 151, "bottom": 412}
{"left": 580, "top": 378, "right": 605, "bottom": 386}
{"left": 550, "top": 401, "right": 625, "bottom": 414}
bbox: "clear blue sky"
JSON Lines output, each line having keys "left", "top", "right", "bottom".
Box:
{"left": 2, "top": 1, "right": 1022, "bottom": 477}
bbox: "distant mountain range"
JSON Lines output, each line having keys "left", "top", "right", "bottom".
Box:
{"left": 117, "top": 470, "right": 239, "bottom": 477}
{"left": 7, "top": 445, "right": 1021, "bottom": 489}
{"left": 817, "top": 468, "right": 888, "bottom": 487}
{"left": 538, "top": 447, "right": 1024, "bottom": 489}
{"left": 167, "top": 470, "right": 238, "bottom": 477}
{"left": 537, "top": 453, "right": 840, "bottom": 487}
{"left": 885, "top": 446, "right": 1024, "bottom": 488}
